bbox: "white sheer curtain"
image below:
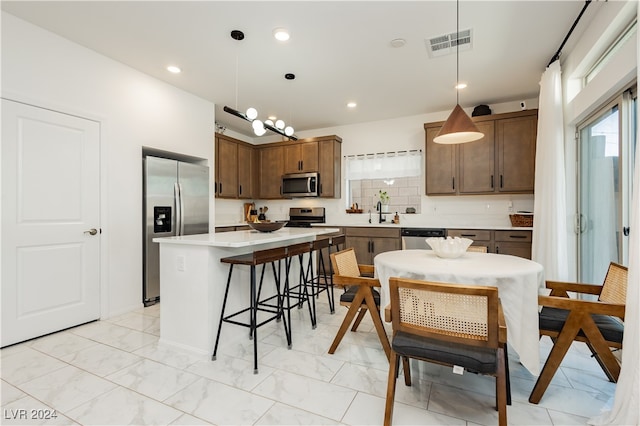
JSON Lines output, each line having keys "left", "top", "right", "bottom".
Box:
{"left": 532, "top": 60, "right": 569, "bottom": 281}
{"left": 345, "top": 150, "right": 422, "bottom": 180}
{"left": 589, "top": 106, "right": 640, "bottom": 426}
{"left": 589, "top": 4, "right": 640, "bottom": 421}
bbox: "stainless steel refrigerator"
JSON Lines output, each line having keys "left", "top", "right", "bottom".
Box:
{"left": 143, "top": 156, "right": 209, "bottom": 306}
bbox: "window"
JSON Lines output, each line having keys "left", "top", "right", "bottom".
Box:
{"left": 585, "top": 19, "right": 637, "bottom": 85}
{"left": 345, "top": 150, "right": 422, "bottom": 214}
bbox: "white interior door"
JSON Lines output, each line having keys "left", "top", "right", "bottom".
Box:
{"left": 1, "top": 99, "right": 101, "bottom": 347}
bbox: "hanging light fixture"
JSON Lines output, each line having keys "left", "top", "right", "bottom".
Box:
{"left": 224, "top": 29, "right": 297, "bottom": 140}
{"left": 433, "top": 0, "right": 484, "bottom": 145}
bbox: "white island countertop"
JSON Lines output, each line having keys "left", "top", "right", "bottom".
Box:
{"left": 154, "top": 227, "right": 340, "bottom": 248}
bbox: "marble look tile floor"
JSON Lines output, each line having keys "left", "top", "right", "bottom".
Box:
{"left": 1, "top": 299, "right": 616, "bottom": 425}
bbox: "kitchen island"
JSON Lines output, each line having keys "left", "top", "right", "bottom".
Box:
{"left": 153, "top": 227, "right": 339, "bottom": 355}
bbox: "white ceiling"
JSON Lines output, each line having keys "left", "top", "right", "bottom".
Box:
{"left": 1, "top": 1, "right": 590, "bottom": 138}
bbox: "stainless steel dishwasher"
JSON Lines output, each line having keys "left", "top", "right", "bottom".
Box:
{"left": 401, "top": 228, "right": 446, "bottom": 249}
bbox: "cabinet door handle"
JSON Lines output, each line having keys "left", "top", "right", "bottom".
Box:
{"left": 500, "top": 175, "right": 504, "bottom": 188}
{"left": 509, "top": 235, "right": 527, "bottom": 239}
{"left": 491, "top": 175, "right": 494, "bottom": 189}
{"left": 219, "top": 182, "right": 222, "bottom": 193}
{"left": 371, "top": 240, "right": 375, "bottom": 253}
{"left": 300, "top": 160, "right": 303, "bottom": 170}
{"left": 461, "top": 234, "right": 476, "bottom": 237}
{"left": 239, "top": 185, "right": 242, "bottom": 195}
{"left": 452, "top": 177, "right": 455, "bottom": 190}
{"left": 319, "top": 183, "right": 323, "bottom": 195}
{"left": 214, "top": 181, "right": 217, "bottom": 193}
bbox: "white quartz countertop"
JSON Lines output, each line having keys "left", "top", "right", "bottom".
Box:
{"left": 214, "top": 223, "right": 531, "bottom": 231}
{"left": 311, "top": 223, "right": 532, "bottom": 231}
{"left": 154, "top": 227, "right": 340, "bottom": 248}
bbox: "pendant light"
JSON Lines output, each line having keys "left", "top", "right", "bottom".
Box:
{"left": 223, "top": 30, "right": 297, "bottom": 140}
{"left": 433, "top": 0, "right": 484, "bottom": 144}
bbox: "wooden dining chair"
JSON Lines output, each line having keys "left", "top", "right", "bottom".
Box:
{"left": 384, "top": 277, "right": 508, "bottom": 426}
{"left": 529, "top": 262, "right": 627, "bottom": 404}
{"left": 328, "top": 248, "right": 391, "bottom": 360}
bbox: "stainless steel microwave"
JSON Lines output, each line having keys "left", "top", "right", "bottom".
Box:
{"left": 281, "top": 172, "right": 319, "bottom": 197}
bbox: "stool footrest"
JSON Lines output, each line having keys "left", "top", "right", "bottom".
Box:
{"left": 222, "top": 305, "right": 283, "bottom": 330}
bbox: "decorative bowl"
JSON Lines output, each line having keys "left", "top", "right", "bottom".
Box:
{"left": 247, "top": 221, "right": 287, "bottom": 233}
{"left": 425, "top": 236, "right": 473, "bottom": 259}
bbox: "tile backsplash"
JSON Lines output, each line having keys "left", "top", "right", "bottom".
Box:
{"left": 214, "top": 194, "right": 535, "bottom": 229}
{"left": 349, "top": 177, "right": 421, "bottom": 214}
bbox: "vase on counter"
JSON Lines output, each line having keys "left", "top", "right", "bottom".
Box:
{"left": 381, "top": 203, "right": 390, "bottom": 213}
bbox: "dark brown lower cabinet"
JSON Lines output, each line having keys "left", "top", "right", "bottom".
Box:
{"left": 344, "top": 227, "right": 401, "bottom": 264}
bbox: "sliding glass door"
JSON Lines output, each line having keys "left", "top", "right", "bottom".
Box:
{"left": 577, "top": 90, "right": 636, "bottom": 284}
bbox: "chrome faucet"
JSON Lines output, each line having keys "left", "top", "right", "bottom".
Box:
{"left": 377, "top": 201, "right": 386, "bottom": 223}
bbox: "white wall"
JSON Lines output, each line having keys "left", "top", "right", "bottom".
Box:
{"left": 216, "top": 99, "right": 538, "bottom": 229}
{"left": 1, "top": 13, "right": 216, "bottom": 317}
{"left": 560, "top": 0, "right": 637, "bottom": 279}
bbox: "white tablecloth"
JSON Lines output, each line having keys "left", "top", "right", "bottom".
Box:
{"left": 374, "top": 249, "right": 545, "bottom": 375}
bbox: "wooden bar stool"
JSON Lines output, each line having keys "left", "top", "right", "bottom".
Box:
{"left": 213, "top": 246, "right": 290, "bottom": 374}
{"left": 256, "top": 242, "right": 317, "bottom": 345}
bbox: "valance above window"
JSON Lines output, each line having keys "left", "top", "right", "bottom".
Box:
{"left": 345, "top": 150, "right": 422, "bottom": 180}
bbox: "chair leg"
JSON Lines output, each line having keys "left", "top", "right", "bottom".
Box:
{"left": 401, "top": 356, "right": 411, "bottom": 386}
{"left": 581, "top": 318, "right": 621, "bottom": 382}
{"left": 502, "top": 343, "right": 511, "bottom": 405}
{"left": 251, "top": 264, "right": 268, "bottom": 339}
{"left": 363, "top": 289, "right": 391, "bottom": 361}
{"left": 250, "top": 265, "right": 258, "bottom": 374}
{"left": 328, "top": 288, "right": 367, "bottom": 354}
{"left": 272, "top": 260, "right": 291, "bottom": 349}
{"left": 586, "top": 341, "right": 620, "bottom": 382}
{"left": 350, "top": 309, "right": 368, "bottom": 331}
{"left": 496, "top": 347, "right": 507, "bottom": 426}
{"left": 212, "top": 264, "right": 234, "bottom": 361}
{"left": 299, "top": 253, "right": 317, "bottom": 329}
{"left": 529, "top": 312, "right": 583, "bottom": 404}
{"left": 384, "top": 350, "right": 400, "bottom": 426}
{"left": 317, "top": 249, "right": 335, "bottom": 312}
{"left": 283, "top": 257, "right": 293, "bottom": 344}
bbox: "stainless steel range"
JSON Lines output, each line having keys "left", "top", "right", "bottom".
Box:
{"left": 286, "top": 207, "right": 326, "bottom": 228}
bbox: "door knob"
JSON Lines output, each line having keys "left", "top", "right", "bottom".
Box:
{"left": 84, "top": 228, "right": 98, "bottom": 236}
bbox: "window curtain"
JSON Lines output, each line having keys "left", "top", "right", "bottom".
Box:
{"left": 589, "top": 101, "right": 640, "bottom": 426}
{"left": 532, "top": 60, "right": 569, "bottom": 281}
{"left": 345, "top": 151, "right": 422, "bottom": 180}
{"left": 589, "top": 4, "right": 640, "bottom": 422}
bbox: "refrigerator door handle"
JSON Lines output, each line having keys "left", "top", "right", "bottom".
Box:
{"left": 174, "top": 182, "right": 183, "bottom": 236}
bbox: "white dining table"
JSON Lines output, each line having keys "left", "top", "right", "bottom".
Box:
{"left": 374, "top": 249, "right": 545, "bottom": 375}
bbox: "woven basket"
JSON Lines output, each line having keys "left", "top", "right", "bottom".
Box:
{"left": 509, "top": 214, "right": 533, "bottom": 227}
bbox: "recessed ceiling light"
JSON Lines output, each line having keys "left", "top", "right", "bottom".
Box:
{"left": 273, "top": 28, "right": 290, "bottom": 41}
{"left": 347, "top": 102, "right": 357, "bottom": 108}
{"left": 390, "top": 38, "right": 406, "bottom": 48}
{"left": 455, "top": 83, "right": 467, "bottom": 89}
{"left": 167, "top": 65, "right": 181, "bottom": 74}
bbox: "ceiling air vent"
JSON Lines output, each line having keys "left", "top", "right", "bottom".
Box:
{"left": 425, "top": 28, "right": 473, "bottom": 58}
